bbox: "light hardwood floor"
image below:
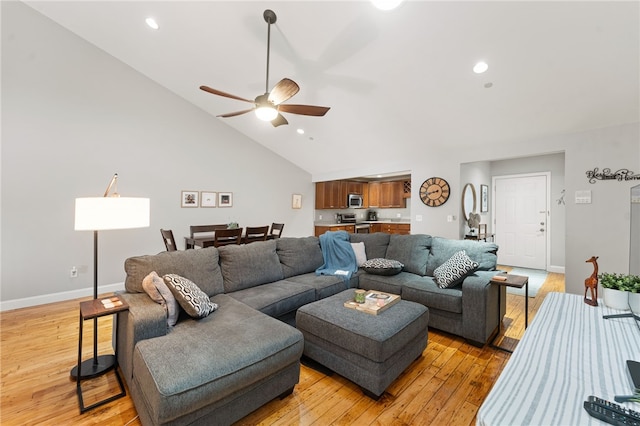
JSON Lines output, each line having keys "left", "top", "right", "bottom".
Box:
{"left": 0, "top": 271, "right": 565, "bottom": 426}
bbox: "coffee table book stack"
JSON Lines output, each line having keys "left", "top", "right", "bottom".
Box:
{"left": 344, "top": 290, "right": 401, "bottom": 315}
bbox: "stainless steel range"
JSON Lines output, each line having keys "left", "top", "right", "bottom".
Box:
{"left": 340, "top": 213, "right": 370, "bottom": 233}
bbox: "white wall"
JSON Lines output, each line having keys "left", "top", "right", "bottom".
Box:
{"left": 1, "top": 2, "right": 314, "bottom": 309}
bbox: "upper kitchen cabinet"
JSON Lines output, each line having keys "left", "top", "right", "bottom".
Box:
{"left": 344, "top": 181, "right": 365, "bottom": 195}
{"left": 369, "top": 181, "right": 405, "bottom": 208}
{"left": 315, "top": 181, "right": 347, "bottom": 209}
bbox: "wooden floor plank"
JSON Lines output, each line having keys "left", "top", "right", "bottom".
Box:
{"left": 0, "top": 270, "right": 564, "bottom": 425}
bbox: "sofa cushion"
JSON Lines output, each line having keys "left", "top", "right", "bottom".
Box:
{"left": 163, "top": 274, "right": 218, "bottom": 319}
{"left": 427, "top": 237, "right": 498, "bottom": 276}
{"left": 125, "top": 248, "right": 224, "bottom": 297}
{"left": 349, "top": 232, "right": 390, "bottom": 260}
{"left": 359, "top": 271, "right": 415, "bottom": 296}
{"left": 276, "top": 237, "right": 324, "bottom": 278}
{"left": 385, "top": 234, "right": 432, "bottom": 276}
{"left": 433, "top": 250, "right": 479, "bottom": 288}
{"left": 361, "top": 258, "right": 404, "bottom": 276}
{"left": 142, "top": 271, "right": 180, "bottom": 326}
{"left": 284, "top": 273, "right": 350, "bottom": 300}
{"left": 225, "top": 280, "right": 316, "bottom": 318}
{"left": 218, "top": 240, "right": 284, "bottom": 293}
{"left": 402, "top": 277, "right": 463, "bottom": 314}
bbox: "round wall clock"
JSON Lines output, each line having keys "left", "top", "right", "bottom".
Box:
{"left": 420, "top": 177, "right": 450, "bottom": 207}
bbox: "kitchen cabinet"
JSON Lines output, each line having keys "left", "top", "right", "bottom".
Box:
{"left": 369, "top": 181, "right": 404, "bottom": 208}
{"left": 315, "top": 181, "right": 347, "bottom": 209}
{"left": 344, "top": 181, "right": 365, "bottom": 195}
{"left": 314, "top": 225, "right": 355, "bottom": 237}
{"left": 369, "top": 222, "right": 410, "bottom": 235}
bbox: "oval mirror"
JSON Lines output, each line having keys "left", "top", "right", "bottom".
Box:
{"left": 462, "top": 183, "right": 477, "bottom": 221}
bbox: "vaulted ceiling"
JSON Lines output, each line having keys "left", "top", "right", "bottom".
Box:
{"left": 24, "top": 1, "right": 640, "bottom": 177}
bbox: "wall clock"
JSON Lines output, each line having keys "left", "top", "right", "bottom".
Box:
{"left": 420, "top": 177, "right": 450, "bottom": 207}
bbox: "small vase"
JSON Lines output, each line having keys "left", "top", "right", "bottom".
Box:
{"left": 629, "top": 292, "right": 640, "bottom": 313}
{"left": 603, "top": 288, "right": 629, "bottom": 310}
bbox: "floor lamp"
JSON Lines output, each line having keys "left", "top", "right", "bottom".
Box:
{"left": 70, "top": 174, "right": 149, "bottom": 379}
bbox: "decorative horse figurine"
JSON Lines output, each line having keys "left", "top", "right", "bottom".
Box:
{"left": 584, "top": 256, "right": 599, "bottom": 306}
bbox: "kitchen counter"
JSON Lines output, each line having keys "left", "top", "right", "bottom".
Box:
{"left": 314, "top": 220, "right": 410, "bottom": 226}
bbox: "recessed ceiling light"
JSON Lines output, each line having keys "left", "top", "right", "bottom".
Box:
{"left": 145, "top": 17, "right": 159, "bottom": 30}
{"left": 297, "top": 128, "right": 305, "bottom": 135}
{"left": 473, "top": 61, "right": 488, "bottom": 74}
{"left": 371, "top": 0, "right": 404, "bottom": 11}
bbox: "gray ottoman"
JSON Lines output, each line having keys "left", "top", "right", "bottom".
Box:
{"left": 296, "top": 289, "right": 429, "bottom": 399}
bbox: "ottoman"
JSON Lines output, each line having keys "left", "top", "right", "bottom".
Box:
{"left": 296, "top": 289, "right": 429, "bottom": 399}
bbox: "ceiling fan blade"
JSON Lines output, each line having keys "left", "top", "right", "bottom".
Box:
{"left": 268, "top": 78, "right": 300, "bottom": 105}
{"left": 217, "top": 108, "right": 254, "bottom": 118}
{"left": 278, "top": 104, "right": 330, "bottom": 117}
{"left": 271, "top": 113, "right": 288, "bottom": 127}
{"left": 200, "top": 86, "right": 253, "bottom": 103}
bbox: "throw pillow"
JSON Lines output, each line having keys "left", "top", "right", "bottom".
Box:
{"left": 142, "top": 271, "right": 179, "bottom": 327}
{"left": 433, "top": 250, "right": 479, "bottom": 288}
{"left": 351, "top": 242, "right": 367, "bottom": 267}
{"left": 361, "top": 258, "right": 404, "bottom": 276}
{"left": 163, "top": 274, "right": 218, "bottom": 319}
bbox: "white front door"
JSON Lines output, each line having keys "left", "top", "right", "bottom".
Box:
{"left": 493, "top": 174, "right": 548, "bottom": 269}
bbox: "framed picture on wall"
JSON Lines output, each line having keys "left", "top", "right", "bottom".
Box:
{"left": 181, "top": 190, "right": 199, "bottom": 208}
{"left": 218, "top": 192, "right": 233, "bottom": 207}
{"left": 200, "top": 191, "right": 217, "bottom": 207}
{"left": 481, "top": 184, "right": 489, "bottom": 213}
{"left": 292, "top": 194, "right": 302, "bottom": 209}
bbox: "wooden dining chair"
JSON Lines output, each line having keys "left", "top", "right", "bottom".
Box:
{"left": 213, "top": 228, "right": 243, "bottom": 247}
{"left": 244, "top": 226, "right": 269, "bottom": 244}
{"left": 268, "top": 223, "right": 285, "bottom": 239}
{"left": 186, "top": 224, "right": 227, "bottom": 249}
{"left": 160, "top": 229, "right": 178, "bottom": 251}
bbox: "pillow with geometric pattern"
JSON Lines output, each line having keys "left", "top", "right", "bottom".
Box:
{"left": 433, "top": 250, "right": 479, "bottom": 288}
{"left": 163, "top": 274, "right": 218, "bottom": 319}
{"left": 361, "top": 258, "right": 404, "bottom": 276}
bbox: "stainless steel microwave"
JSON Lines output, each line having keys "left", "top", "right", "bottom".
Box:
{"left": 348, "top": 193, "right": 364, "bottom": 208}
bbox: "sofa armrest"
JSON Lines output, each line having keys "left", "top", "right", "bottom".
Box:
{"left": 461, "top": 271, "right": 500, "bottom": 345}
{"left": 116, "top": 292, "right": 168, "bottom": 383}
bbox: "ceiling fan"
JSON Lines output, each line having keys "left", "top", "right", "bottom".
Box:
{"left": 200, "top": 9, "right": 330, "bottom": 127}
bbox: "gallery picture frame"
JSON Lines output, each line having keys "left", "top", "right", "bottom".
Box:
{"left": 481, "top": 184, "right": 489, "bottom": 213}
{"left": 292, "top": 193, "right": 302, "bottom": 209}
{"left": 200, "top": 191, "right": 217, "bottom": 208}
{"left": 218, "top": 192, "right": 233, "bottom": 208}
{"left": 181, "top": 190, "right": 199, "bottom": 208}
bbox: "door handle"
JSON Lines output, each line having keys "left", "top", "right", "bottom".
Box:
{"left": 539, "top": 228, "right": 545, "bottom": 232}
{"left": 540, "top": 222, "right": 545, "bottom": 225}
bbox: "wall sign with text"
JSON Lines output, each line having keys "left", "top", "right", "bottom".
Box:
{"left": 586, "top": 168, "right": 640, "bottom": 184}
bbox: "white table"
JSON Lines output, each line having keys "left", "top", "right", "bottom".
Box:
{"left": 478, "top": 292, "right": 640, "bottom": 425}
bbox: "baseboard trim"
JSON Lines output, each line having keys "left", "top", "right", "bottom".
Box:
{"left": 0, "top": 282, "right": 125, "bottom": 312}
{"left": 547, "top": 265, "right": 565, "bottom": 274}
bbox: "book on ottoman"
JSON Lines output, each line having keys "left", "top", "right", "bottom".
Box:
{"left": 344, "top": 290, "right": 400, "bottom": 315}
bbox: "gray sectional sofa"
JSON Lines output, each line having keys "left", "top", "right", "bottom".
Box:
{"left": 117, "top": 233, "right": 499, "bottom": 425}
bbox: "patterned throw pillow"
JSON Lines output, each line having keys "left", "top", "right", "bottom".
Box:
{"left": 434, "top": 250, "right": 479, "bottom": 288}
{"left": 142, "top": 271, "right": 179, "bottom": 327}
{"left": 361, "top": 258, "right": 404, "bottom": 276}
{"left": 163, "top": 274, "right": 218, "bottom": 319}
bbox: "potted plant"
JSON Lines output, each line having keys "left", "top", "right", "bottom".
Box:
{"left": 629, "top": 275, "right": 640, "bottom": 313}
{"left": 599, "top": 272, "right": 632, "bottom": 310}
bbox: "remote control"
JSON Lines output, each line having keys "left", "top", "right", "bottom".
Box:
{"left": 583, "top": 395, "right": 640, "bottom": 426}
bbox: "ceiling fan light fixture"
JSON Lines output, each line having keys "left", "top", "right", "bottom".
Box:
{"left": 255, "top": 105, "right": 278, "bottom": 121}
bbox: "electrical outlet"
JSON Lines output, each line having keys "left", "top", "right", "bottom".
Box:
{"left": 319, "top": 215, "right": 322, "bottom": 220}
{"left": 396, "top": 213, "right": 401, "bottom": 218}
{"left": 416, "top": 215, "right": 423, "bottom": 222}
{"left": 447, "top": 215, "right": 453, "bottom": 222}
{"left": 70, "top": 266, "right": 78, "bottom": 278}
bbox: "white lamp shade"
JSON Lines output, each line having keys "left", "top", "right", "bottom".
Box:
{"left": 75, "top": 197, "right": 150, "bottom": 231}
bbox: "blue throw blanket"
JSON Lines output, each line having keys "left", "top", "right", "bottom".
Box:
{"left": 315, "top": 230, "right": 358, "bottom": 281}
